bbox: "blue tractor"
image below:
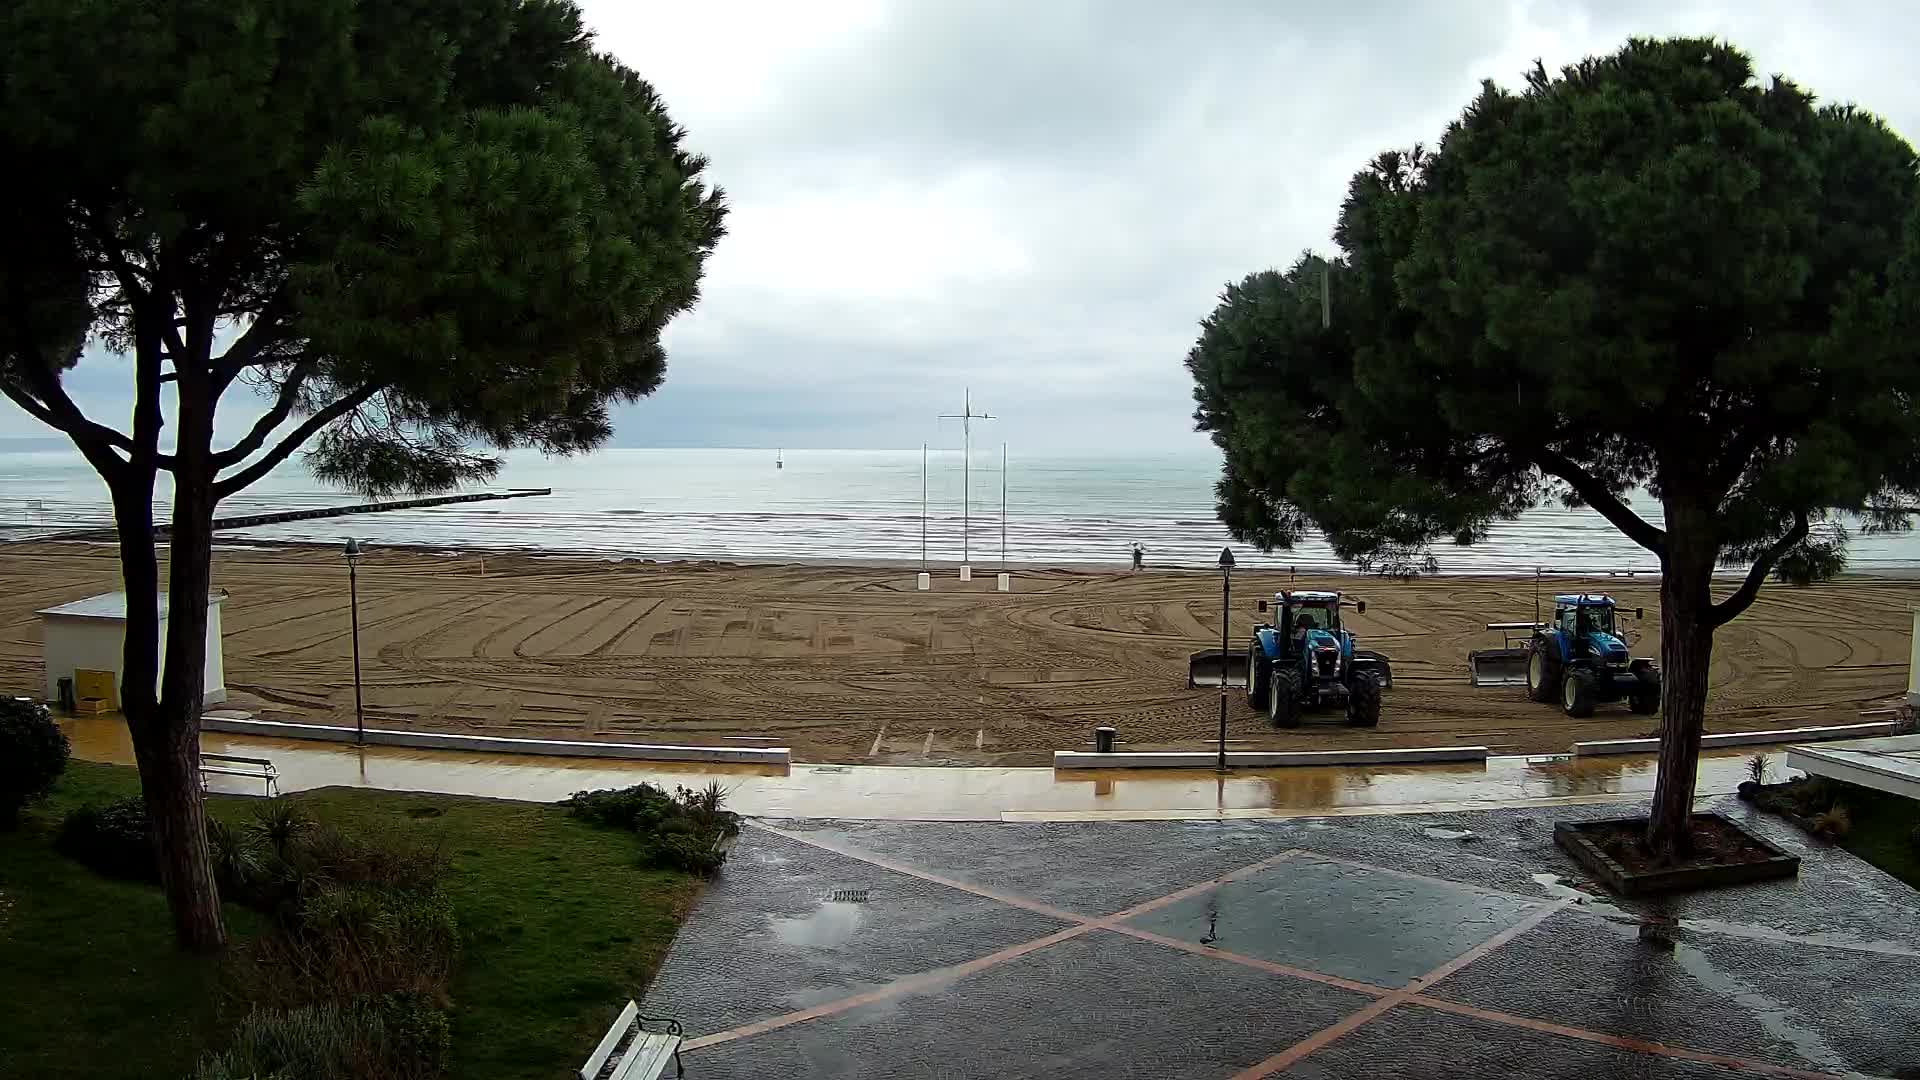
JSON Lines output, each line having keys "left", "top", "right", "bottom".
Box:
{"left": 1521, "top": 594, "right": 1660, "bottom": 717}
{"left": 1245, "top": 591, "right": 1386, "bottom": 728}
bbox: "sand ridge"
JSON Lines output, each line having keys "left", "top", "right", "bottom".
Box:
{"left": 0, "top": 544, "right": 1911, "bottom": 765}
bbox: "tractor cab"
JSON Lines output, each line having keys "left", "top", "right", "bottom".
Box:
{"left": 1552, "top": 595, "right": 1631, "bottom": 665}
{"left": 1263, "top": 591, "right": 1352, "bottom": 659}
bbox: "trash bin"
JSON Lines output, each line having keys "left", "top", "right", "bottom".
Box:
{"left": 1094, "top": 726, "right": 1117, "bottom": 753}
{"left": 56, "top": 676, "right": 75, "bottom": 714}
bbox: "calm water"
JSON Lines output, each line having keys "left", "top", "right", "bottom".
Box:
{"left": 3, "top": 445, "right": 1917, "bottom": 574}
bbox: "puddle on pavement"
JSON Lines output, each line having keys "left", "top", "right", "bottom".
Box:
{"left": 769, "top": 899, "right": 866, "bottom": 948}
{"left": 1670, "top": 942, "right": 1849, "bottom": 1072}
{"left": 1423, "top": 827, "right": 1477, "bottom": 841}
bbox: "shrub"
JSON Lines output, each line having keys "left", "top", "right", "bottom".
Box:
{"left": 250, "top": 800, "right": 314, "bottom": 856}
{"left": 1810, "top": 804, "right": 1852, "bottom": 840}
{"left": 638, "top": 830, "right": 729, "bottom": 875}
{"left": 567, "top": 781, "right": 740, "bottom": 875}
{"left": 192, "top": 992, "right": 449, "bottom": 1080}
{"left": 0, "top": 697, "right": 68, "bottom": 828}
{"left": 56, "top": 798, "right": 155, "bottom": 880}
{"left": 242, "top": 885, "right": 459, "bottom": 1007}
{"left": 563, "top": 782, "right": 681, "bottom": 831}
{"left": 1745, "top": 753, "right": 1770, "bottom": 785}
{"left": 281, "top": 824, "right": 448, "bottom": 897}
{"left": 677, "top": 781, "right": 742, "bottom": 839}
{"left": 208, "top": 817, "right": 267, "bottom": 897}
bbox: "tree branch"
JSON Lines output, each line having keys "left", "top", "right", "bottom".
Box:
{"left": 1531, "top": 446, "right": 1668, "bottom": 556}
{"left": 210, "top": 359, "right": 316, "bottom": 469}
{"left": 0, "top": 365, "right": 155, "bottom": 467}
{"left": 210, "top": 297, "right": 287, "bottom": 393}
{"left": 213, "top": 383, "right": 379, "bottom": 499}
{"left": 84, "top": 212, "right": 149, "bottom": 300}
{"left": 1710, "top": 511, "right": 1810, "bottom": 628}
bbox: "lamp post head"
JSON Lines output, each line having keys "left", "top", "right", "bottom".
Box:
{"left": 344, "top": 537, "right": 362, "bottom": 559}
{"left": 1217, "top": 547, "right": 1235, "bottom": 572}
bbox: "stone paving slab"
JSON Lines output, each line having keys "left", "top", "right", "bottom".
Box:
{"left": 1672, "top": 931, "right": 1919, "bottom": 1076}
{"left": 1275, "top": 1004, "right": 1751, "bottom": 1080}
{"left": 684, "top": 931, "right": 1376, "bottom": 1079}
{"left": 1426, "top": 909, "right": 1824, "bottom": 1069}
{"left": 783, "top": 818, "right": 1293, "bottom": 915}
{"left": 640, "top": 828, "right": 1072, "bottom": 1034}
{"left": 642, "top": 799, "right": 1919, "bottom": 1078}
{"left": 1121, "top": 854, "right": 1541, "bottom": 988}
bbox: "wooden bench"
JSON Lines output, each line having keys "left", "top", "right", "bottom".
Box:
{"left": 581, "top": 1000, "right": 683, "bottom": 1080}
{"left": 199, "top": 752, "right": 279, "bottom": 798}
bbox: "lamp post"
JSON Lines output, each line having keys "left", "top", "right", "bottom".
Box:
{"left": 345, "top": 538, "right": 365, "bottom": 746}
{"left": 1217, "top": 546, "right": 1235, "bottom": 772}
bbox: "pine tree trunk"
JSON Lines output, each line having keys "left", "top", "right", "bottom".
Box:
{"left": 127, "top": 698, "right": 223, "bottom": 949}
{"left": 1645, "top": 508, "right": 1718, "bottom": 859}
{"left": 154, "top": 376, "right": 225, "bottom": 951}
{"left": 111, "top": 358, "right": 226, "bottom": 951}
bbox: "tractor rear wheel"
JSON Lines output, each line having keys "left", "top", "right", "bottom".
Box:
{"left": 1527, "top": 644, "right": 1560, "bottom": 704}
{"left": 1345, "top": 673, "right": 1381, "bottom": 727}
{"left": 1629, "top": 666, "right": 1660, "bottom": 714}
{"left": 1246, "top": 639, "right": 1270, "bottom": 710}
{"left": 1562, "top": 668, "right": 1597, "bottom": 718}
{"left": 1270, "top": 668, "right": 1302, "bottom": 728}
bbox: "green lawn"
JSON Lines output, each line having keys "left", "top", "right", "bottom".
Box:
{"left": 0, "top": 763, "right": 702, "bottom": 1080}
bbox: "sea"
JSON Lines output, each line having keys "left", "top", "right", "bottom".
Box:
{"left": 4, "top": 444, "right": 1919, "bottom": 576}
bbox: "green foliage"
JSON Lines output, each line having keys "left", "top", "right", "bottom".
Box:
{"left": 192, "top": 992, "right": 450, "bottom": 1080}
{"left": 56, "top": 797, "right": 155, "bottom": 880}
{"left": 1810, "top": 804, "right": 1853, "bottom": 840}
{"left": 250, "top": 800, "right": 317, "bottom": 857}
{"left": 1746, "top": 754, "right": 1771, "bottom": 785}
{"left": 0, "top": 698, "right": 68, "bottom": 828}
{"left": 0, "top": 765, "right": 251, "bottom": 1080}
{"left": 1189, "top": 37, "right": 1920, "bottom": 583}
{"left": 564, "top": 782, "right": 740, "bottom": 874}
{"left": 6, "top": 764, "right": 700, "bottom": 1079}
{"left": 563, "top": 782, "right": 682, "bottom": 831}
{"left": 1, "top": 0, "right": 726, "bottom": 952}
{"left": 0, "top": 0, "right": 727, "bottom": 492}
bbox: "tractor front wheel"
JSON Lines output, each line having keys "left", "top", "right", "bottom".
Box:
{"left": 1345, "top": 674, "right": 1381, "bottom": 727}
{"left": 1629, "top": 666, "right": 1660, "bottom": 714}
{"left": 1527, "top": 645, "right": 1559, "bottom": 704}
{"left": 1562, "top": 669, "right": 1597, "bottom": 718}
{"left": 1246, "top": 639, "right": 1270, "bottom": 710}
{"left": 1270, "top": 668, "right": 1303, "bottom": 729}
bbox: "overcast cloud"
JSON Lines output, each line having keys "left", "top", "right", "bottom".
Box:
{"left": 13, "top": 0, "right": 1920, "bottom": 453}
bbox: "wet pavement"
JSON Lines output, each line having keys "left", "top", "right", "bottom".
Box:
{"left": 63, "top": 715, "right": 1765, "bottom": 821}
{"left": 642, "top": 796, "right": 1920, "bottom": 1079}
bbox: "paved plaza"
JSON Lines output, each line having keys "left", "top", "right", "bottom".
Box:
{"left": 642, "top": 796, "right": 1920, "bottom": 1078}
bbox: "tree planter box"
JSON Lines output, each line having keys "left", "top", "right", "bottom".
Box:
{"left": 1554, "top": 813, "right": 1800, "bottom": 895}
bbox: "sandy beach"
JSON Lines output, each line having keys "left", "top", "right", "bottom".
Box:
{"left": 0, "top": 542, "right": 1911, "bottom": 765}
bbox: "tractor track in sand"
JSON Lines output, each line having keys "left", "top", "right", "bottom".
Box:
{"left": 1, "top": 543, "right": 1913, "bottom": 765}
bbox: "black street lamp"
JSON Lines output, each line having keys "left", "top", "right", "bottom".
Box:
{"left": 1217, "top": 546, "right": 1235, "bottom": 772}
{"left": 345, "top": 537, "right": 365, "bottom": 746}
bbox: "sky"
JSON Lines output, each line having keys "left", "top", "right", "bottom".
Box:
{"left": 12, "top": 0, "right": 1920, "bottom": 454}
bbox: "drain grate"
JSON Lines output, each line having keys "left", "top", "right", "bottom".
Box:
{"left": 829, "top": 889, "right": 870, "bottom": 903}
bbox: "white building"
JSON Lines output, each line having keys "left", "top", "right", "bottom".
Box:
{"left": 37, "top": 591, "right": 227, "bottom": 708}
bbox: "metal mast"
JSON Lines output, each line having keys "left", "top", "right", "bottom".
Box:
{"left": 939, "top": 389, "right": 994, "bottom": 565}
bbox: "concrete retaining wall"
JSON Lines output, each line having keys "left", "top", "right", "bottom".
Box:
{"left": 199, "top": 715, "right": 791, "bottom": 766}
{"left": 1053, "top": 746, "right": 1489, "bottom": 769}
{"left": 1572, "top": 721, "right": 1900, "bottom": 756}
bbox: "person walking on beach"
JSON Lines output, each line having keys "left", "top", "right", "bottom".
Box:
{"left": 1131, "top": 543, "right": 1145, "bottom": 572}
